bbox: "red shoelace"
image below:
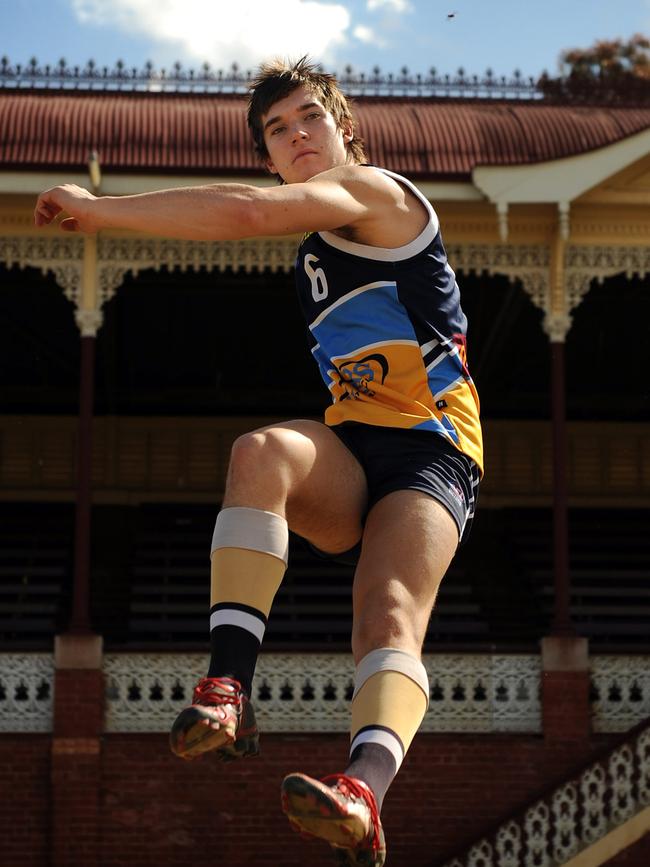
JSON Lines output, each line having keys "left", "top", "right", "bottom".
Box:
{"left": 320, "top": 774, "right": 382, "bottom": 853}
{"left": 192, "top": 677, "right": 244, "bottom": 707}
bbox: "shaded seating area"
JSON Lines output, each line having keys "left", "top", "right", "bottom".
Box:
{"left": 0, "top": 504, "right": 73, "bottom": 647}
{"left": 1, "top": 502, "right": 648, "bottom": 651}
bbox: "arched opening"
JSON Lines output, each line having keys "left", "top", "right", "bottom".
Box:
{"left": 0, "top": 264, "right": 79, "bottom": 412}
{"left": 566, "top": 272, "right": 649, "bottom": 421}
{"left": 457, "top": 271, "right": 549, "bottom": 419}
{"left": 95, "top": 266, "right": 326, "bottom": 416}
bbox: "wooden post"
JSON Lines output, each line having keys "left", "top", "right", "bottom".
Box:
{"left": 52, "top": 236, "right": 105, "bottom": 865}
{"left": 69, "top": 236, "right": 102, "bottom": 634}
{"left": 544, "top": 230, "right": 575, "bottom": 638}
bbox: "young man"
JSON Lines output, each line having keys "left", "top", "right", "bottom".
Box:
{"left": 35, "top": 58, "right": 482, "bottom": 867}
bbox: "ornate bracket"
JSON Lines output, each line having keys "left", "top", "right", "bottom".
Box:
{"left": 542, "top": 311, "right": 572, "bottom": 342}
{"left": 565, "top": 244, "right": 650, "bottom": 313}
{"left": 97, "top": 236, "right": 298, "bottom": 297}
{"left": 448, "top": 243, "right": 551, "bottom": 314}
{"left": 0, "top": 235, "right": 84, "bottom": 303}
{"left": 0, "top": 234, "right": 298, "bottom": 335}
{"left": 2, "top": 237, "right": 647, "bottom": 341}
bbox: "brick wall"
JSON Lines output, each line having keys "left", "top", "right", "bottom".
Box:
{"left": 1, "top": 639, "right": 646, "bottom": 867}
{"left": 1, "top": 729, "right": 633, "bottom": 867}
{"left": 0, "top": 736, "right": 51, "bottom": 867}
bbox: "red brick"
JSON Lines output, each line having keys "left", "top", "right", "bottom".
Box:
{"left": 1, "top": 668, "right": 642, "bottom": 867}
{"left": 542, "top": 670, "right": 591, "bottom": 741}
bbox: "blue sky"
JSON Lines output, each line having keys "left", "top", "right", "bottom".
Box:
{"left": 2, "top": 0, "right": 649, "bottom": 80}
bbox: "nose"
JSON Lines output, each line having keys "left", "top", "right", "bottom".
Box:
{"left": 291, "top": 125, "right": 309, "bottom": 144}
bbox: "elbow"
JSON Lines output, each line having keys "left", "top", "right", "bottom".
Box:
{"left": 232, "top": 190, "right": 271, "bottom": 239}
{"left": 236, "top": 187, "right": 299, "bottom": 239}
{"left": 238, "top": 203, "right": 265, "bottom": 238}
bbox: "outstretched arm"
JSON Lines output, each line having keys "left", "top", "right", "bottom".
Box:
{"left": 33, "top": 167, "right": 386, "bottom": 240}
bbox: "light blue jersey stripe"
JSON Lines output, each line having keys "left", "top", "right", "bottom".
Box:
{"left": 413, "top": 416, "right": 460, "bottom": 443}
{"left": 310, "top": 282, "right": 417, "bottom": 360}
{"left": 426, "top": 352, "right": 465, "bottom": 400}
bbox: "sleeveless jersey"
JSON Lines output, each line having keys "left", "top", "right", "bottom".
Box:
{"left": 294, "top": 166, "right": 483, "bottom": 474}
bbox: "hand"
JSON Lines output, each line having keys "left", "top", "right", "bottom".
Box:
{"left": 34, "top": 184, "right": 102, "bottom": 233}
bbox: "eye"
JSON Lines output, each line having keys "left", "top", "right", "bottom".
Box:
{"left": 270, "top": 125, "right": 285, "bottom": 136}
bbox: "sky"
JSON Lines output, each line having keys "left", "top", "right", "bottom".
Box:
{"left": 1, "top": 0, "right": 649, "bottom": 81}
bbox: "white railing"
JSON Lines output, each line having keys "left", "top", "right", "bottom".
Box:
{"left": 1, "top": 652, "right": 649, "bottom": 736}
{"left": 443, "top": 725, "right": 650, "bottom": 867}
{"left": 591, "top": 655, "right": 650, "bottom": 733}
{"left": 103, "top": 653, "right": 541, "bottom": 734}
{"left": 0, "top": 653, "right": 54, "bottom": 733}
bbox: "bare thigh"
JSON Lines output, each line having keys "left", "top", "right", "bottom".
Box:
{"left": 223, "top": 419, "right": 368, "bottom": 555}
{"left": 351, "top": 489, "right": 459, "bottom": 663}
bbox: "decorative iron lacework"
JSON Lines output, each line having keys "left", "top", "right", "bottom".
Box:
{"left": 96, "top": 236, "right": 298, "bottom": 301}
{"left": 3, "top": 238, "right": 646, "bottom": 332}
{"left": 443, "top": 724, "right": 650, "bottom": 867}
{"left": 103, "top": 653, "right": 541, "bottom": 733}
{"left": 2, "top": 654, "right": 650, "bottom": 735}
{"left": 0, "top": 653, "right": 54, "bottom": 733}
{"left": 0, "top": 235, "right": 84, "bottom": 302}
{"left": 1, "top": 236, "right": 552, "bottom": 313}
{"left": 566, "top": 245, "right": 650, "bottom": 314}
{"left": 591, "top": 656, "right": 650, "bottom": 733}
{"left": 446, "top": 244, "right": 550, "bottom": 313}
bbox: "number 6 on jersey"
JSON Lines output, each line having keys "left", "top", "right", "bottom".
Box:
{"left": 304, "top": 253, "right": 329, "bottom": 302}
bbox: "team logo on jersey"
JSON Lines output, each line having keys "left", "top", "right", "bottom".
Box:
{"left": 336, "top": 353, "right": 389, "bottom": 400}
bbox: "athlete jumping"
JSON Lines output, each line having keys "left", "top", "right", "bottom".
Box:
{"left": 34, "top": 57, "right": 483, "bottom": 866}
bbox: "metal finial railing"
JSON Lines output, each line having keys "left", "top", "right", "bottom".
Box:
{"left": 0, "top": 56, "right": 541, "bottom": 98}
{"left": 1, "top": 57, "right": 647, "bottom": 103}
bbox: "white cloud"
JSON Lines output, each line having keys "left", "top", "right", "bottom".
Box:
{"left": 353, "top": 25, "right": 386, "bottom": 48}
{"left": 71, "top": 0, "right": 351, "bottom": 69}
{"left": 367, "top": 0, "right": 412, "bottom": 12}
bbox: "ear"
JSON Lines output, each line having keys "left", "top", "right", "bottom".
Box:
{"left": 265, "top": 155, "right": 279, "bottom": 176}
{"left": 342, "top": 119, "right": 354, "bottom": 144}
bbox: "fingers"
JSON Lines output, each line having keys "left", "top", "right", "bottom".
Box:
{"left": 34, "top": 194, "right": 62, "bottom": 226}
{"left": 34, "top": 185, "right": 98, "bottom": 232}
{"left": 60, "top": 217, "right": 81, "bottom": 232}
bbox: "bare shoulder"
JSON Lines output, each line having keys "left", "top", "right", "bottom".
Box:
{"left": 306, "top": 164, "right": 429, "bottom": 247}
{"left": 306, "top": 164, "right": 404, "bottom": 204}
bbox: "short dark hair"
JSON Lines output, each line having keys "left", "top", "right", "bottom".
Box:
{"left": 247, "top": 56, "right": 366, "bottom": 166}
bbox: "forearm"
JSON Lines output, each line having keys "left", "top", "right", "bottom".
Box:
{"left": 95, "top": 184, "right": 265, "bottom": 240}
{"left": 36, "top": 166, "right": 373, "bottom": 238}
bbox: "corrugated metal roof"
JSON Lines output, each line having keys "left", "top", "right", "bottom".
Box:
{"left": 1, "top": 91, "right": 649, "bottom": 178}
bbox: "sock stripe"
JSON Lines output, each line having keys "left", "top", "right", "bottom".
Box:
{"left": 354, "top": 648, "right": 429, "bottom": 706}
{"left": 211, "top": 507, "right": 289, "bottom": 565}
{"left": 350, "top": 726, "right": 405, "bottom": 772}
{"left": 210, "top": 601, "right": 269, "bottom": 624}
{"left": 210, "top": 608, "right": 266, "bottom": 643}
{"left": 351, "top": 724, "right": 405, "bottom": 755}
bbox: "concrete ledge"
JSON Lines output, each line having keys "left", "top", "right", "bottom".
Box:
{"left": 54, "top": 634, "right": 103, "bottom": 670}
{"left": 541, "top": 636, "right": 589, "bottom": 672}
{"left": 563, "top": 805, "right": 650, "bottom": 867}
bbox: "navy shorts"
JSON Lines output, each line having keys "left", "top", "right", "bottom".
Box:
{"left": 307, "top": 422, "right": 481, "bottom": 566}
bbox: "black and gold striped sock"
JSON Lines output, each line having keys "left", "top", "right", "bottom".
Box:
{"left": 344, "top": 654, "right": 429, "bottom": 811}
{"left": 207, "top": 509, "right": 288, "bottom": 697}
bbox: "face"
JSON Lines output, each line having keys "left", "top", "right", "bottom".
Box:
{"left": 261, "top": 85, "right": 353, "bottom": 183}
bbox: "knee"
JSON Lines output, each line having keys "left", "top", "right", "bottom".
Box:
{"left": 228, "top": 428, "right": 295, "bottom": 487}
{"left": 352, "top": 591, "right": 424, "bottom": 660}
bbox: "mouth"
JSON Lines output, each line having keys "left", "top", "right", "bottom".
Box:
{"left": 293, "top": 150, "right": 318, "bottom": 163}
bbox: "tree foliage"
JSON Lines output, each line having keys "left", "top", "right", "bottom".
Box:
{"left": 560, "top": 34, "right": 650, "bottom": 81}
{"left": 539, "top": 34, "right": 650, "bottom": 102}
